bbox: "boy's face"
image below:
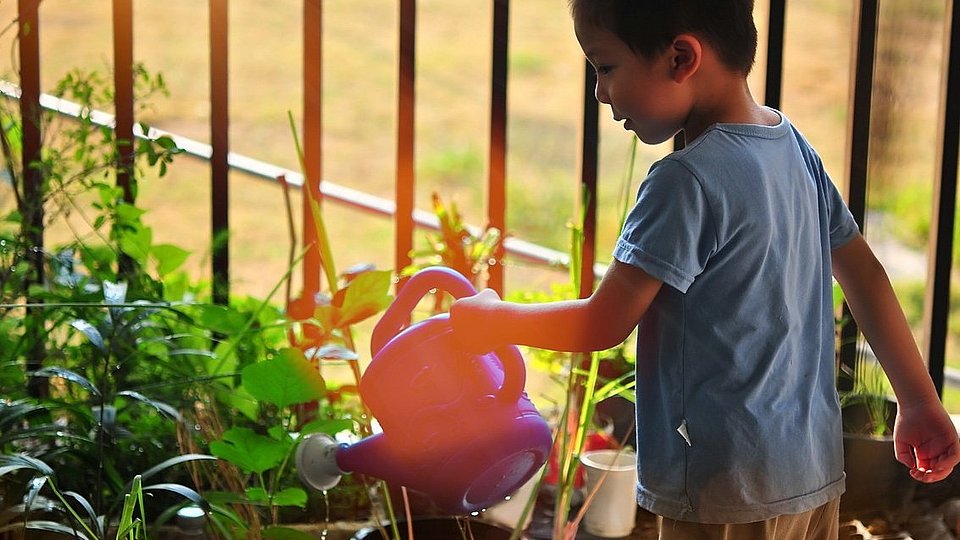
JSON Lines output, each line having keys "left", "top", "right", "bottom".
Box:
{"left": 574, "top": 20, "right": 691, "bottom": 145}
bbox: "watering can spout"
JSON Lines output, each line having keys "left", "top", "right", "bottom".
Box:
{"left": 295, "top": 267, "right": 553, "bottom": 515}
{"left": 296, "top": 433, "right": 409, "bottom": 491}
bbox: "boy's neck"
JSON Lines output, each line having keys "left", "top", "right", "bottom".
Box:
{"left": 682, "top": 76, "right": 779, "bottom": 144}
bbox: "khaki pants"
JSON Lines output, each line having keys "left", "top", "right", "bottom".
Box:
{"left": 657, "top": 497, "right": 840, "bottom": 540}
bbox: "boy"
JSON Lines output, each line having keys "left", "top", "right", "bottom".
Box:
{"left": 450, "top": 0, "right": 960, "bottom": 538}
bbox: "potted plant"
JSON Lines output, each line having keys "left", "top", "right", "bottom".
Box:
{"left": 836, "top": 286, "right": 913, "bottom": 516}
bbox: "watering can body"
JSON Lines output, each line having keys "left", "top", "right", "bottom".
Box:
{"left": 297, "top": 266, "right": 552, "bottom": 515}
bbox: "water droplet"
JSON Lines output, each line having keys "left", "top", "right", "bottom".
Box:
{"left": 194, "top": 424, "right": 202, "bottom": 431}
{"left": 470, "top": 511, "right": 480, "bottom": 517}
{"left": 320, "top": 489, "right": 331, "bottom": 540}
{"left": 504, "top": 495, "right": 512, "bottom": 501}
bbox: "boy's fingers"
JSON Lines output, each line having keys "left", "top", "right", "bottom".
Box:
{"left": 903, "top": 437, "right": 960, "bottom": 482}
{"left": 894, "top": 441, "right": 916, "bottom": 468}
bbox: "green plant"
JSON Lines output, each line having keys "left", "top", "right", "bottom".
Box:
{"left": 0, "top": 62, "right": 183, "bottom": 400}
{"left": 406, "top": 192, "right": 502, "bottom": 296}
{"left": 0, "top": 453, "right": 214, "bottom": 539}
{"left": 199, "top": 348, "right": 338, "bottom": 539}
{"left": 156, "top": 114, "right": 399, "bottom": 539}
{"left": 835, "top": 283, "right": 895, "bottom": 437}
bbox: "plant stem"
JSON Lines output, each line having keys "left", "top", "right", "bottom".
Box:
{"left": 48, "top": 477, "right": 99, "bottom": 540}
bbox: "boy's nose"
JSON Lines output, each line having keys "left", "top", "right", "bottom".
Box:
{"left": 594, "top": 82, "right": 610, "bottom": 104}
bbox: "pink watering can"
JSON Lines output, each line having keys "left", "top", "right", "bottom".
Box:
{"left": 296, "top": 266, "right": 553, "bottom": 514}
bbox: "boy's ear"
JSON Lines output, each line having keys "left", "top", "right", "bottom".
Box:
{"left": 669, "top": 34, "right": 702, "bottom": 83}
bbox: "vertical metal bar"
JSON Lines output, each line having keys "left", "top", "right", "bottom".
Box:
{"left": 844, "top": 0, "right": 876, "bottom": 231}
{"left": 210, "top": 0, "right": 230, "bottom": 304}
{"left": 838, "top": 0, "right": 879, "bottom": 391}
{"left": 112, "top": 0, "right": 134, "bottom": 204}
{"left": 924, "top": 0, "right": 960, "bottom": 397}
{"left": 112, "top": 0, "right": 136, "bottom": 279}
{"left": 764, "top": 0, "right": 787, "bottom": 110}
{"left": 396, "top": 0, "right": 416, "bottom": 277}
{"left": 303, "top": 0, "right": 323, "bottom": 297}
{"left": 578, "top": 61, "right": 598, "bottom": 299}
{"left": 18, "top": 0, "right": 45, "bottom": 398}
{"left": 487, "top": 0, "right": 508, "bottom": 294}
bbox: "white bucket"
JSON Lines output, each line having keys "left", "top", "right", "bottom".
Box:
{"left": 579, "top": 449, "right": 638, "bottom": 538}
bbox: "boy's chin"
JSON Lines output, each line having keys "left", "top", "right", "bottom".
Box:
{"left": 636, "top": 130, "right": 679, "bottom": 146}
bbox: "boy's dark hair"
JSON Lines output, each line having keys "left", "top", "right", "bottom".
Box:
{"left": 570, "top": 0, "right": 758, "bottom": 74}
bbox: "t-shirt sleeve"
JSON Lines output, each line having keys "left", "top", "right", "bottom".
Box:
{"left": 613, "top": 159, "right": 716, "bottom": 293}
{"left": 823, "top": 176, "right": 860, "bottom": 250}
{"left": 793, "top": 126, "right": 859, "bottom": 250}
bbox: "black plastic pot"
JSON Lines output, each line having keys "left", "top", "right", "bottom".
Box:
{"left": 351, "top": 517, "right": 523, "bottom": 540}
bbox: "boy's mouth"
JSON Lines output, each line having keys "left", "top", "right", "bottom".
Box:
{"left": 612, "top": 111, "right": 632, "bottom": 129}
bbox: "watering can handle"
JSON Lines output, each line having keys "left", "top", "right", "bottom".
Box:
{"left": 371, "top": 266, "right": 525, "bottom": 402}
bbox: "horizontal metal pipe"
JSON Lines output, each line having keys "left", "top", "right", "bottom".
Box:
{"left": 0, "top": 80, "right": 604, "bottom": 277}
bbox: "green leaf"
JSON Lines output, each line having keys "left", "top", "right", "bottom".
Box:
{"left": 117, "top": 225, "right": 152, "bottom": 266}
{"left": 70, "top": 320, "right": 105, "bottom": 353}
{"left": 203, "top": 490, "right": 248, "bottom": 506}
{"left": 29, "top": 367, "right": 100, "bottom": 397}
{"left": 335, "top": 270, "right": 393, "bottom": 328}
{"left": 209, "top": 427, "right": 288, "bottom": 474}
{"left": 195, "top": 304, "right": 247, "bottom": 335}
{"left": 241, "top": 349, "right": 325, "bottom": 409}
{"left": 116, "top": 390, "right": 182, "bottom": 421}
{"left": 114, "top": 202, "right": 147, "bottom": 225}
{"left": 0, "top": 521, "right": 91, "bottom": 540}
{"left": 118, "top": 476, "right": 142, "bottom": 536}
{"left": 62, "top": 491, "right": 103, "bottom": 539}
{"left": 300, "top": 418, "right": 354, "bottom": 436}
{"left": 0, "top": 454, "right": 54, "bottom": 477}
{"left": 262, "top": 526, "right": 319, "bottom": 540}
{"left": 143, "top": 483, "right": 206, "bottom": 506}
{"left": 151, "top": 243, "right": 190, "bottom": 277}
{"left": 137, "top": 454, "right": 216, "bottom": 483}
{"left": 215, "top": 385, "right": 258, "bottom": 421}
{"left": 271, "top": 488, "right": 308, "bottom": 508}
{"left": 245, "top": 487, "right": 270, "bottom": 503}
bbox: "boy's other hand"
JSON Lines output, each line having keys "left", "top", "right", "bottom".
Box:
{"left": 450, "top": 289, "right": 503, "bottom": 354}
{"left": 894, "top": 399, "right": 960, "bottom": 482}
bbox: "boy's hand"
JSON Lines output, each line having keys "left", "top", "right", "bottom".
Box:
{"left": 450, "top": 289, "right": 503, "bottom": 354}
{"left": 894, "top": 398, "right": 960, "bottom": 482}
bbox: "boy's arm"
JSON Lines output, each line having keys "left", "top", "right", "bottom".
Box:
{"left": 450, "top": 259, "right": 662, "bottom": 353}
{"left": 832, "top": 233, "right": 960, "bottom": 482}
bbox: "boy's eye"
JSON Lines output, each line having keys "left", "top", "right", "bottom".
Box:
{"left": 596, "top": 65, "right": 613, "bottom": 75}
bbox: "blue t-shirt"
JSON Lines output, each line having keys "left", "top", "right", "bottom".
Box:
{"left": 612, "top": 110, "right": 859, "bottom": 523}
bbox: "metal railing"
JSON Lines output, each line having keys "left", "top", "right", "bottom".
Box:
{"left": 8, "top": 0, "right": 960, "bottom": 396}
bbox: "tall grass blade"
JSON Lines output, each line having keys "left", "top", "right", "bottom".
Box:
{"left": 62, "top": 491, "right": 103, "bottom": 539}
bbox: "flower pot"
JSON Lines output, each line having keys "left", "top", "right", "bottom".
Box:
{"left": 841, "top": 401, "right": 914, "bottom": 515}
{"left": 351, "top": 517, "right": 523, "bottom": 539}
{"left": 579, "top": 449, "right": 638, "bottom": 538}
